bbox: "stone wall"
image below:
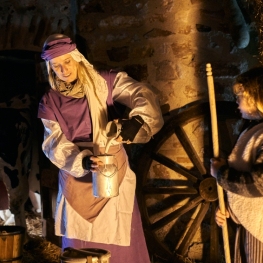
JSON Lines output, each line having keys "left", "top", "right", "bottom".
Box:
{"left": 0, "top": 1, "right": 259, "bottom": 108}
{"left": 77, "top": 0, "right": 259, "bottom": 113}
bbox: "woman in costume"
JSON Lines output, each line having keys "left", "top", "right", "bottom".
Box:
{"left": 38, "top": 33, "right": 164, "bottom": 263}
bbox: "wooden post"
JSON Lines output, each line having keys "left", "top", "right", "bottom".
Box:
{"left": 206, "top": 63, "right": 231, "bottom": 263}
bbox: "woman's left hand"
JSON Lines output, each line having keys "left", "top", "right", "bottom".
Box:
{"left": 114, "top": 134, "right": 132, "bottom": 144}
{"left": 210, "top": 157, "right": 227, "bottom": 179}
{"left": 113, "top": 116, "right": 144, "bottom": 144}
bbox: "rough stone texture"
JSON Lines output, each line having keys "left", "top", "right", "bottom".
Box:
{"left": 0, "top": 0, "right": 74, "bottom": 51}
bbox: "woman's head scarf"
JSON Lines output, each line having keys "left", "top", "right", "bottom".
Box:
{"left": 41, "top": 34, "right": 76, "bottom": 61}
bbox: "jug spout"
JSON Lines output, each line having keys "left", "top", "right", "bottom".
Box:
{"left": 105, "top": 121, "right": 122, "bottom": 153}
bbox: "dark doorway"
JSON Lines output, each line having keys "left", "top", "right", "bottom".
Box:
{"left": 0, "top": 50, "right": 38, "bottom": 102}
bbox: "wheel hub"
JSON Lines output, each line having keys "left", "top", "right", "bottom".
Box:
{"left": 199, "top": 177, "right": 218, "bottom": 201}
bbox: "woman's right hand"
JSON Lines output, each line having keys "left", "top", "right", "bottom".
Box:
{"left": 82, "top": 156, "right": 104, "bottom": 172}
{"left": 215, "top": 206, "right": 230, "bottom": 227}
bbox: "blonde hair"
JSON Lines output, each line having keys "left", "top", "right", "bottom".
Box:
{"left": 77, "top": 61, "right": 103, "bottom": 106}
{"left": 233, "top": 66, "right": 263, "bottom": 114}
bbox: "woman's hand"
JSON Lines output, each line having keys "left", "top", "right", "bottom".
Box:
{"left": 210, "top": 157, "right": 227, "bottom": 179}
{"left": 110, "top": 119, "right": 130, "bottom": 144}
{"left": 113, "top": 116, "right": 144, "bottom": 144}
{"left": 82, "top": 156, "right": 104, "bottom": 172}
{"left": 215, "top": 206, "right": 230, "bottom": 227}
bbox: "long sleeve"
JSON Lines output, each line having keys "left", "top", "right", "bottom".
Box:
{"left": 41, "top": 118, "right": 92, "bottom": 177}
{"left": 217, "top": 134, "right": 263, "bottom": 197}
{"left": 112, "top": 72, "right": 164, "bottom": 143}
{"left": 217, "top": 163, "right": 263, "bottom": 197}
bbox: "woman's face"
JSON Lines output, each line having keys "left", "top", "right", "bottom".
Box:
{"left": 50, "top": 54, "right": 78, "bottom": 83}
{"left": 234, "top": 84, "right": 261, "bottom": 120}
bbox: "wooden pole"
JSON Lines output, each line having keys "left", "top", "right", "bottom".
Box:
{"left": 206, "top": 63, "right": 231, "bottom": 263}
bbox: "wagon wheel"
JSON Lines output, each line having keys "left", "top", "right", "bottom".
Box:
{"left": 136, "top": 101, "right": 243, "bottom": 263}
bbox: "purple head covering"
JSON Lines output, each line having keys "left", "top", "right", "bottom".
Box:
{"left": 41, "top": 34, "right": 77, "bottom": 61}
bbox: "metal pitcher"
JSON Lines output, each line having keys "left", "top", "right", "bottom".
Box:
{"left": 92, "top": 155, "right": 118, "bottom": 198}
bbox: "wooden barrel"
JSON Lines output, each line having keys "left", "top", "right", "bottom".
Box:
{"left": 0, "top": 226, "right": 25, "bottom": 263}
{"left": 60, "top": 247, "right": 111, "bottom": 263}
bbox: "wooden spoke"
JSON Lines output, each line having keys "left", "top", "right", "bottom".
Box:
{"left": 149, "top": 196, "right": 199, "bottom": 220}
{"left": 176, "top": 201, "right": 210, "bottom": 256}
{"left": 150, "top": 196, "right": 203, "bottom": 231}
{"left": 209, "top": 202, "right": 220, "bottom": 262}
{"left": 142, "top": 186, "right": 197, "bottom": 195}
{"left": 174, "top": 125, "right": 206, "bottom": 177}
{"left": 151, "top": 152, "right": 199, "bottom": 183}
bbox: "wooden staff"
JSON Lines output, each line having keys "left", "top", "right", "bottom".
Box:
{"left": 206, "top": 63, "right": 231, "bottom": 263}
